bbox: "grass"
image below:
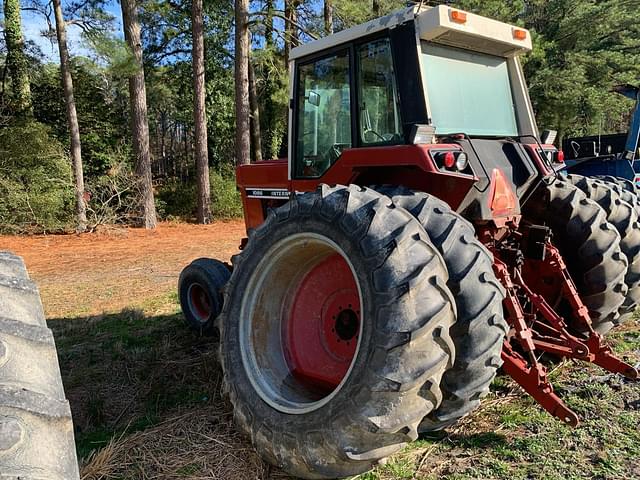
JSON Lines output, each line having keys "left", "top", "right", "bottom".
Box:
{"left": 48, "top": 292, "right": 640, "bottom": 479}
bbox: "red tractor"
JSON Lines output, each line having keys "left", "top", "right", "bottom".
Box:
{"left": 179, "top": 5, "right": 640, "bottom": 479}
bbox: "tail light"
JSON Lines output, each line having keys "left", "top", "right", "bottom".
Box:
{"left": 432, "top": 150, "right": 470, "bottom": 173}
{"left": 555, "top": 150, "right": 565, "bottom": 163}
{"left": 488, "top": 168, "right": 518, "bottom": 217}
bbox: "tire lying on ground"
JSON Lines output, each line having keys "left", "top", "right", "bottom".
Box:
{"left": 0, "top": 251, "right": 79, "bottom": 480}
{"left": 524, "top": 179, "right": 628, "bottom": 334}
{"left": 217, "top": 185, "right": 456, "bottom": 479}
{"left": 178, "top": 257, "right": 231, "bottom": 336}
{"left": 567, "top": 174, "right": 640, "bottom": 323}
{"left": 375, "top": 186, "right": 507, "bottom": 432}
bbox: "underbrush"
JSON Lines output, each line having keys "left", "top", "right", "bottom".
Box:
{"left": 156, "top": 170, "right": 242, "bottom": 221}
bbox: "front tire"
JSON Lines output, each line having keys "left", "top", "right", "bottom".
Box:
{"left": 178, "top": 258, "right": 230, "bottom": 336}
{"left": 218, "top": 185, "right": 456, "bottom": 479}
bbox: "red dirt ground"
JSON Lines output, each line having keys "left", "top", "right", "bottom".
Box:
{"left": 0, "top": 221, "right": 246, "bottom": 318}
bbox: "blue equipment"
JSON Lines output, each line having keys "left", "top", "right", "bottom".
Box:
{"left": 562, "top": 85, "right": 640, "bottom": 185}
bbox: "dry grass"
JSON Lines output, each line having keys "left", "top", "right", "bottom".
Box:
{"left": 80, "top": 410, "right": 267, "bottom": 480}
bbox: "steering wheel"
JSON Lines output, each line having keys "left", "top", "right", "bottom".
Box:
{"left": 364, "top": 129, "right": 386, "bottom": 142}
{"left": 364, "top": 130, "right": 397, "bottom": 143}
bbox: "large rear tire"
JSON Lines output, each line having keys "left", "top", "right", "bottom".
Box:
{"left": 524, "top": 180, "right": 628, "bottom": 334}
{"left": 218, "top": 185, "right": 456, "bottom": 479}
{"left": 567, "top": 174, "right": 640, "bottom": 322}
{"left": 0, "top": 252, "right": 79, "bottom": 480}
{"left": 375, "top": 187, "right": 507, "bottom": 432}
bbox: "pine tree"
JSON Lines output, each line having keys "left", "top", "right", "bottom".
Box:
{"left": 52, "top": 0, "right": 87, "bottom": 232}
{"left": 191, "top": 0, "right": 211, "bottom": 223}
{"left": 235, "top": 0, "right": 251, "bottom": 166}
{"left": 3, "top": 0, "right": 32, "bottom": 116}
{"left": 121, "top": 0, "right": 158, "bottom": 228}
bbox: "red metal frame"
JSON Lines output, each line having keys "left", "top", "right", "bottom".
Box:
{"left": 236, "top": 144, "right": 476, "bottom": 231}
{"left": 494, "top": 241, "right": 637, "bottom": 426}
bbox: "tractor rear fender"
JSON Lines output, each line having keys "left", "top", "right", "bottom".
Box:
{"left": 236, "top": 144, "right": 477, "bottom": 231}
{"left": 236, "top": 139, "right": 550, "bottom": 232}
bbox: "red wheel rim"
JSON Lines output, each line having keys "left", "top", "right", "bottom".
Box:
{"left": 187, "top": 283, "right": 212, "bottom": 322}
{"left": 284, "top": 253, "right": 360, "bottom": 393}
{"left": 239, "top": 233, "right": 364, "bottom": 414}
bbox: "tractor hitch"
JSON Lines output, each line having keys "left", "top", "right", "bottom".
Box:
{"left": 494, "top": 240, "right": 639, "bottom": 426}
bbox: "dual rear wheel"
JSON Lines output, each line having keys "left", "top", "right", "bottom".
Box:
{"left": 216, "top": 185, "right": 505, "bottom": 478}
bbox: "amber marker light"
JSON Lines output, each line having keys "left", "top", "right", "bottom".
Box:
{"left": 513, "top": 28, "right": 527, "bottom": 40}
{"left": 450, "top": 10, "right": 467, "bottom": 24}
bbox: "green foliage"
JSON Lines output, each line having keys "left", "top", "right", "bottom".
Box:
{"left": 3, "top": 0, "right": 33, "bottom": 116}
{"left": 155, "top": 179, "right": 196, "bottom": 219}
{"left": 156, "top": 170, "right": 242, "bottom": 221}
{"left": 210, "top": 169, "right": 243, "bottom": 219}
{"left": 84, "top": 31, "right": 139, "bottom": 78}
{"left": 0, "top": 121, "right": 73, "bottom": 233}
{"left": 31, "top": 60, "right": 130, "bottom": 177}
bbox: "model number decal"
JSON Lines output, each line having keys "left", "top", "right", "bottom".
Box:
{"left": 246, "top": 188, "right": 291, "bottom": 199}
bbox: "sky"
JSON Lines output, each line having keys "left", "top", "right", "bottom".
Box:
{"left": 21, "top": 1, "right": 123, "bottom": 62}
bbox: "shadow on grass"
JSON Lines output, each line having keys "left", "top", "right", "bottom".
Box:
{"left": 48, "top": 309, "right": 229, "bottom": 459}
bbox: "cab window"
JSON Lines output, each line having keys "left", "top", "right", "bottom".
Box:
{"left": 295, "top": 50, "right": 352, "bottom": 178}
{"left": 357, "top": 38, "right": 402, "bottom": 145}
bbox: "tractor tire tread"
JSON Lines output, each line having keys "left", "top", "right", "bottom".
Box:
{"left": 0, "top": 252, "right": 79, "bottom": 480}
{"left": 524, "top": 180, "right": 628, "bottom": 334}
{"left": 567, "top": 175, "right": 640, "bottom": 321}
{"left": 374, "top": 186, "right": 507, "bottom": 431}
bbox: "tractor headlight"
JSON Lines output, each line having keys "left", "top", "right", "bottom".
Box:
{"left": 455, "top": 152, "right": 469, "bottom": 171}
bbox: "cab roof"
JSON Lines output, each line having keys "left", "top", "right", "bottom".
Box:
{"left": 290, "top": 5, "right": 532, "bottom": 61}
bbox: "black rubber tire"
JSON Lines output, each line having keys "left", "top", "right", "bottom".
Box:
{"left": 0, "top": 251, "right": 79, "bottom": 480}
{"left": 217, "top": 185, "right": 456, "bottom": 479}
{"left": 524, "top": 179, "right": 628, "bottom": 334}
{"left": 178, "top": 258, "right": 231, "bottom": 336}
{"left": 595, "top": 175, "right": 640, "bottom": 198}
{"left": 375, "top": 186, "right": 507, "bottom": 432}
{"left": 566, "top": 175, "right": 640, "bottom": 322}
{"left": 595, "top": 175, "right": 640, "bottom": 221}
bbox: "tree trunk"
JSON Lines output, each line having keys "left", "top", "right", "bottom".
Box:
{"left": 3, "top": 0, "right": 32, "bottom": 116}
{"left": 191, "top": 0, "right": 211, "bottom": 223}
{"left": 235, "top": 0, "right": 251, "bottom": 166}
{"left": 284, "top": 0, "right": 299, "bottom": 66}
{"left": 265, "top": 0, "right": 274, "bottom": 47}
{"left": 248, "top": 58, "right": 262, "bottom": 163}
{"left": 373, "top": 0, "right": 380, "bottom": 17}
{"left": 121, "top": 0, "right": 157, "bottom": 229}
{"left": 53, "top": 0, "right": 87, "bottom": 232}
{"left": 324, "top": 0, "right": 333, "bottom": 35}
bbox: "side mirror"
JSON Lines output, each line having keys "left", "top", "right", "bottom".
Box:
{"left": 307, "top": 91, "right": 321, "bottom": 107}
{"left": 540, "top": 130, "right": 557, "bottom": 145}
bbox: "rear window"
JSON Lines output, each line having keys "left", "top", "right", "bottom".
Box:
{"left": 421, "top": 42, "right": 518, "bottom": 137}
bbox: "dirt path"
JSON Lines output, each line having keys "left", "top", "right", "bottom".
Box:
{"left": 0, "top": 221, "right": 245, "bottom": 318}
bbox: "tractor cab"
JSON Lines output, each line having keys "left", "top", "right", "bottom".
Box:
{"left": 237, "top": 5, "right": 552, "bottom": 229}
